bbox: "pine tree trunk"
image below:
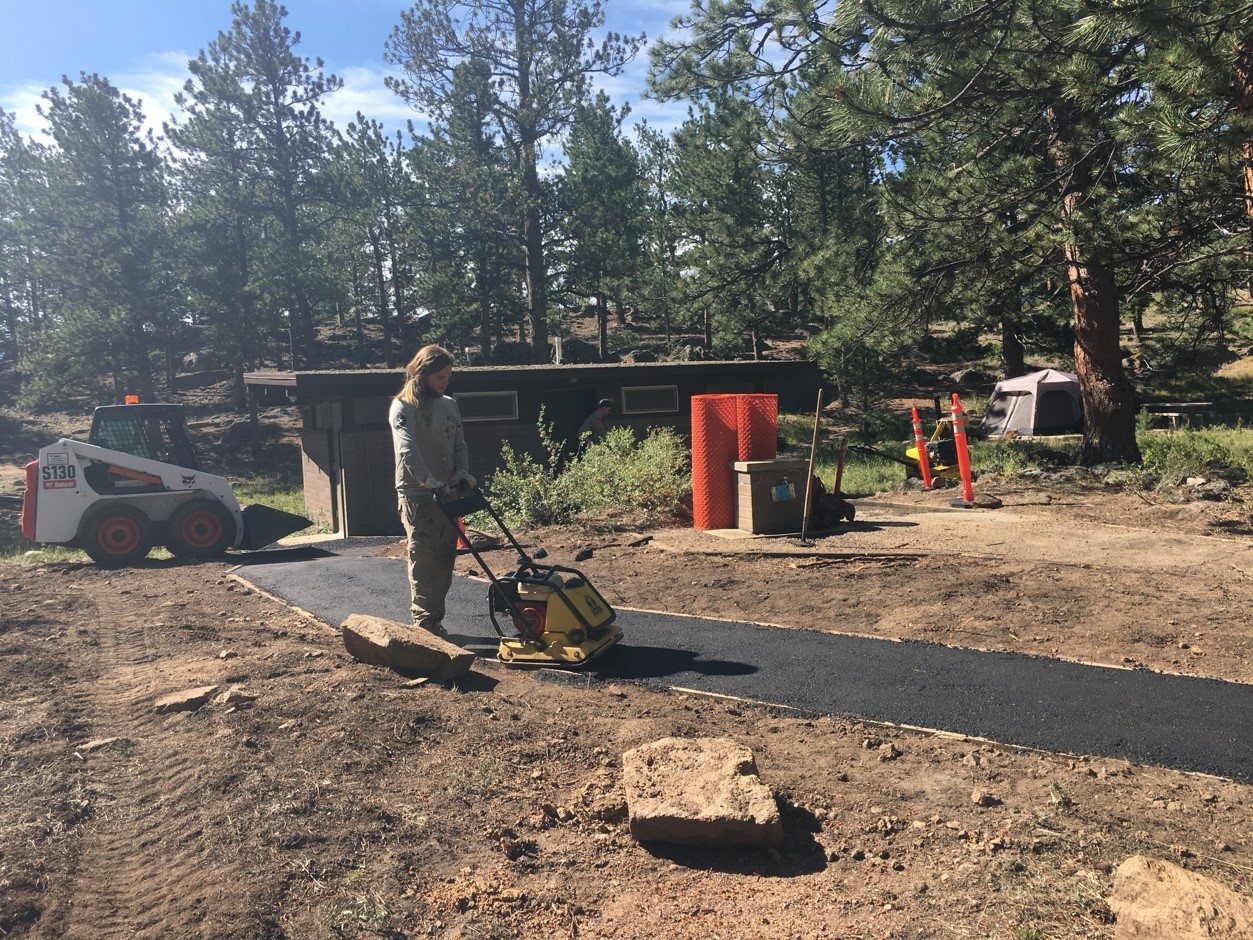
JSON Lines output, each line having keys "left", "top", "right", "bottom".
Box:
{"left": 163, "top": 326, "right": 176, "bottom": 396}
{"left": 2, "top": 277, "right": 16, "bottom": 364}
{"left": 614, "top": 285, "right": 627, "bottom": 326}
{"left": 597, "top": 290, "right": 609, "bottom": 360}
{"left": 476, "top": 243, "right": 493, "bottom": 364}
{"left": 1237, "top": 37, "right": 1253, "bottom": 224}
{"left": 1049, "top": 107, "right": 1139, "bottom": 466}
{"left": 1000, "top": 291, "right": 1025, "bottom": 379}
{"left": 232, "top": 361, "right": 248, "bottom": 411}
{"left": 521, "top": 146, "right": 548, "bottom": 360}
{"left": 1129, "top": 309, "right": 1147, "bottom": 378}
{"left": 1066, "top": 237, "right": 1139, "bottom": 465}
{"left": 353, "top": 304, "right": 367, "bottom": 370}
{"left": 370, "top": 230, "right": 394, "bottom": 368}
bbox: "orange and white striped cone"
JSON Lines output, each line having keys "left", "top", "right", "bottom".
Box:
{"left": 950, "top": 393, "right": 975, "bottom": 508}
{"left": 910, "top": 406, "right": 934, "bottom": 490}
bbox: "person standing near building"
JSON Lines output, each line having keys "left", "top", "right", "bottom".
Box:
{"left": 390, "top": 344, "right": 475, "bottom": 638}
{"left": 578, "top": 398, "right": 614, "bottom": 442}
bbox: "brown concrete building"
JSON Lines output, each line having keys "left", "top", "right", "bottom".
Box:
{"left": 245, "top": 360, "right": 821, "bottom": 536}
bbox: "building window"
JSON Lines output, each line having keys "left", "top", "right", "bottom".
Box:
{"left": 621, "top": 385, "right": 679, "bottom": 415}
{"left": 454, "top": 391, "right": 519, "bottom": 422}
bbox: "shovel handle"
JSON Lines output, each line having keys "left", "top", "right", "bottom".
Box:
{"left": 800, "top": 390, "right": 822, "bottom": 543}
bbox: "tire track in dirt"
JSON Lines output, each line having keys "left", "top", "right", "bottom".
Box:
{"left": 54, "top": 591, "right": 242, "bottom": 940}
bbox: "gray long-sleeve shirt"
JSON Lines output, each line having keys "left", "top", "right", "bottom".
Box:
{"left": 389, "top": 395, "right": 469, "bottom": 496}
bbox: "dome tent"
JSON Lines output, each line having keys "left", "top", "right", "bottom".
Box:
{"left": 981, "top": 369, "right": 1083, "bottom": 436}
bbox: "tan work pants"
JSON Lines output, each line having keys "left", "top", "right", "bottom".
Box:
{"left": 399, "top": 493, "right": 459, "bottom": 635}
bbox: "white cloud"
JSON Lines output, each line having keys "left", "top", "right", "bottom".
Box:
{"left": 3, "top": 52, "right": 426, "bottom": 145}
{"left": 0, "top": 81, "right": 49, "bottom": 139}
{"left": 322, "top": 64, "right": 430, "bottom": 137}
{"left": 1, "top": 51, "right": 188, "bottom": 143}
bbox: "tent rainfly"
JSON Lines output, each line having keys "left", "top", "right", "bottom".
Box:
{"left": 981, "top": 369, "right": 1083, "bottom": 437}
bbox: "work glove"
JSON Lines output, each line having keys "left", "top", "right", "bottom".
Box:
{"left": 452, "top": 470, "right": 477, "bottom": 490}
{"left": 422, "top": 475, "right": 448, "bottom": 497}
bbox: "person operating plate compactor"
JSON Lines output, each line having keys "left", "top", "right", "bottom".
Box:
{"left": 389, "top": 344, "right": 475, "bottom": 639}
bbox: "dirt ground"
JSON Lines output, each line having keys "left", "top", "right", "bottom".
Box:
{"left": 6, "top": 467, "right": 1253, "bottom": 939}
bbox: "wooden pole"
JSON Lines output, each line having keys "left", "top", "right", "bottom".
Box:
{"left": 800, "top": 390, "right": 822, "bottom": 543}
{"left": 834, "top": 436, "right": 847, "bottom": 497}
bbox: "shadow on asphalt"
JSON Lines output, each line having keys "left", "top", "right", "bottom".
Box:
{"left": 594, "top": 644, "right": 757, "bottom": 681}
{"left": 231, "top": 546, "right": 338, "bottom": 565}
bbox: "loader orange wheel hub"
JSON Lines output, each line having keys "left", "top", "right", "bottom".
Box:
{"left": 98, "top": 514, "right": 143, "bottom": 553}
{"left": 81, "top": 503, "right": 154, "bottom": 568}
{"left": 179, "top": 508, "right": 224, "bottom": 549}
{"left": 166, "top": 499, "right": 234, "bottom": 559}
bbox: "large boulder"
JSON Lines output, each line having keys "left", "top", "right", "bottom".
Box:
{"left": 622, "top": 737, "right": 783, "bottom": 848}
{"left": 1109, "top": 855, "right": 1253, "bottom": 939}
{"left": 341, "top": 614, "right": 475, "bottom": 680}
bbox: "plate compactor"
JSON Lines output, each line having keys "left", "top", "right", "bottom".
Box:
{"left": 438, "top": 487, "right": 623, "bottom": 667}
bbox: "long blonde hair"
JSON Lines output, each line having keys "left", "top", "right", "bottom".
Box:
{"left": 396, "top": 344, "right": 455, "bottom": 408}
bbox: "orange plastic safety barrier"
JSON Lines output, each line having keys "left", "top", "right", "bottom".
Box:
{"left": 735, "top": 394, "right": 777, "bottom": 461}
{"left": 910, "top": 406, "right": 933, "bottom": 490}
{"left": 691, "top": 393, "right": 780, "bottom": 530}
{"left": 950, "top": 393, "right": 975, "bottom": 506}
{"left": 691, "top": 394, "right": 740, "bottom": 529}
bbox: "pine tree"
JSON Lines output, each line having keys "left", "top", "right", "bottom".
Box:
{"left": 669, "top": 90, "right": 782, "bottom": 358}
{"left": 27, "top": 75, "right": 170, "bottom": 404}
{"left": 173, "top": 0, "right": 342, "bottom": 370}
{"left": 385, "top": 0, "right": 643, "bottom": 359}
{"left": 559, "top": 93, "right": 644, "bottom": 359}
{"left": 407, "top": 59, "right": 521, "bottom": 363}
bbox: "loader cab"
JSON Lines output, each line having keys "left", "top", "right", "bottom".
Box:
{"left": 88, "top": 404, "right": 202, "bottom": 471}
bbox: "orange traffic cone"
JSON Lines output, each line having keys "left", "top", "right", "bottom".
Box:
{"left": 950, "top": 393, "right": 975, "bottom": 508}
{"left": 910, "top": 407, "right": 933, "bottom": 490}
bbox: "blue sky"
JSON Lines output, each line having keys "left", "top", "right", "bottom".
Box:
{"left": 0, "top": 0, "right": 689, "bottom": 144}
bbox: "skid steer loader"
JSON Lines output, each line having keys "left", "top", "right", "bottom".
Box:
{"left": 18, "top": 402, "right": 310, "bottom": 568}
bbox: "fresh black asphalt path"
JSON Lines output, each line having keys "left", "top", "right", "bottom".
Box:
{"left": 234, "top": 543, "right": 1253, "bottom": 783}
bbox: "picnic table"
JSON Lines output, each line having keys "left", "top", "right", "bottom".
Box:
{"left": 1140, "top": 401, "right": 1214, "bottom": 429}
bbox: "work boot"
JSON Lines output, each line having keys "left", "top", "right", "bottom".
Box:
{"left": 418, "top": 622, "right": 449, "bottom": 640}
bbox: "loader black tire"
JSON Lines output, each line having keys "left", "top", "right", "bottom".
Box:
{"left": 81, "top": 503, "right": 154, "bottom": 569}
{"left": 166, "top": 499, "right": 235, "bottom": 559}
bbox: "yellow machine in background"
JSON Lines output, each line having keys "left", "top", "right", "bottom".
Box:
{"left": 439, "top": 488, "right": 623, "bottom": 667}
{"left": 904, "top": 415, "right": 961, "bottom": 480}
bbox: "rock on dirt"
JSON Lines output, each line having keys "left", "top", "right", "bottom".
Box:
{"left": 622, "top": 737, "right": 783, "bottom": 847}
{"left": 341, "top": 612, "right": 475, "bottom": 679}
{"left": 1110, "top": 854, "right": 1253, "bottom": 939}
{"left": 153, "top": 685, "right": 218, "bottom": 714}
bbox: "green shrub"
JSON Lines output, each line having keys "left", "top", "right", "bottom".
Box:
{"left": 486, "top": 419, "right": 690, "bottom": 529}
{"left": 482, "top": 411, "right": 575, "bottom": 527}
{"left": 970, "top": 437, "right": 1080, "bottom": 474}
{"left": 1139, "top": 427, "right": 1253, "bottom": 486}
{"left": 562, "top": 426, "right": 690, "bottom": 520}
